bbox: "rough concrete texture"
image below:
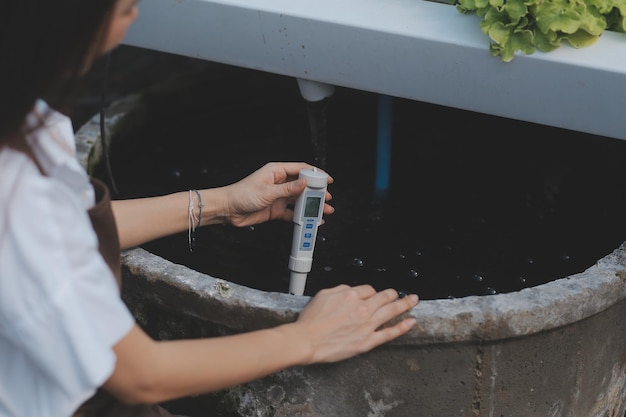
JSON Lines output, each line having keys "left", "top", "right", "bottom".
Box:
{"left": 75, "top": 68, "right": 626, "bottom": 417}
{"left": 113, "top": 244, "right": 626, "bottom": 417}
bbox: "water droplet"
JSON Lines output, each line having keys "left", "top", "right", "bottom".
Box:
{"left": 447, "top": 295, "right": 456, "bottom": 300}
{"left": 376, "top": 266, "right": 387, "bottom": 273}
{"left": 485, "top": 287, "right": 497, "bottom": 295}
{"left": 368, "top": 212, "right": 383, "bottom": 221}
{"left": 409, "top": 269, "right": 419, "bottom": 278}
{"left": 323, "top": 266, "right": 333, "bottom": 272}
{"left": 245, "top": 226, "right": 255, "bottom": 232}
{"left": 526, "top": 257, "right": 535, "bottom": 265}
{"left": 199, "top": 167, "right": 209, "bottom": 175}
{"left": 398, "top": 253, "right": 406, "bottom": 260}
{"left": 318, "top": 235, "right": 327, "bottom": 243}
{"left": 415, "top": 250, "right": 423, "bottom": 257}
{"left": 473, "top": 274, "right": 483, "bottom": 282}
{"left": 170, "top": 169, "right": 182, "bottom": 178}
{"left": 559, "top": 252, "right": 570, "bottom": 262}
{"left": 518, "top": 276, "right": 527, "bottom": 284}
{"left": 352, "top": 258, "right": 364, "bottom": 267}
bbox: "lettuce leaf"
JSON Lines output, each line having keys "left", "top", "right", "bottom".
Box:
{"left": 455, "top": 0, "right": 626, "bottom": 61}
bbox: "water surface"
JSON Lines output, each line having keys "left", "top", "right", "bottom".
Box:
{"left": 103, "top": 65, "right": 626, "bottom": 300}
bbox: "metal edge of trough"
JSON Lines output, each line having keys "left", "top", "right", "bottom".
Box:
{"left": 123, "top": 0, "right": 626, "bottom": 141}
{"left": 75, "top": 94, "right": 626, "bottom": 347}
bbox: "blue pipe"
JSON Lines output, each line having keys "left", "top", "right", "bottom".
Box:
{"left": 375, "top": 94, "right": 393, "bottom": 198}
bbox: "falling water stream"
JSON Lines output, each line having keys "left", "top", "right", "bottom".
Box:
{"left": 304, "top": 99, "right": 329, "bottom": 170}
{"left": 102, "top": 66, "right": 626, "bottom": 300}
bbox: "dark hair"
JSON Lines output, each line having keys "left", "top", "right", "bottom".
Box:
{"left": 0, "top": 0, "right": 118, "bottom": 140}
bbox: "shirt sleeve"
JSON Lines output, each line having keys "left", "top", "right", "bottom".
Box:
{"left": 0, "top": 165, "right": 135, "bottom": 416}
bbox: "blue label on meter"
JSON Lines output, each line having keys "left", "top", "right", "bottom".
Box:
{"left": 299, "top": 219, "right": 317, "bottom": 251}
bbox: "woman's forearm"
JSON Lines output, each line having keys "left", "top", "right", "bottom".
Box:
{"left": 105, "top": 323, "right": 311, "bottom": 404}
{"left": 111, "top": 188, "right": 228, "bottom": 249}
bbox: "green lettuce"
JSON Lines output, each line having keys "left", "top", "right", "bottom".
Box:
{"left": 455, "top": 0, "right": 626, "bottom": 62}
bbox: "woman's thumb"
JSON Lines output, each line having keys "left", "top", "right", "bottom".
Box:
{"left": 284, "top": 178, "right": 307, "bottom": 197}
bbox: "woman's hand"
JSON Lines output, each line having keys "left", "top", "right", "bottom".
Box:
{"left": 291, "top": 285, "right": 419, "bottom": 364}
{"left": 223, "top": 162, "right": 334, "bottom": 228}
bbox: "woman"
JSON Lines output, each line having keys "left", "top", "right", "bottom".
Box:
{"left": 0, "top": 1, "right": 419, "bottom": 416}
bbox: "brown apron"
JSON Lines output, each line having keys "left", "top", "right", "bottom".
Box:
{"left": 73, "top": 178, "right": 185, "bottom": 417}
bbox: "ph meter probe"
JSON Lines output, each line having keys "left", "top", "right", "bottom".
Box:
{"left": 288, "top": 168, "right": 328, "bottom": 295}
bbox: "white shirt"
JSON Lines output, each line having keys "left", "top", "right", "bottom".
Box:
{"left": 0, "top": 101, "right": 134, "bottom": 417}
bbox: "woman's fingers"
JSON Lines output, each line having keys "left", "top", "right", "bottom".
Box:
{"left": 368, "top": 290, "right": 418, "bottom": 324}
{"left": 314, "top": 285, "right": 418, "bottom": 334}
{"left": 366, "top": 316, "right": 418, "bottom": 350}
{"left": 315, "top": 283, "right": 355, "bottom": 296}
{"left": 349, "top": 284, "right": 379, "bottom": 299}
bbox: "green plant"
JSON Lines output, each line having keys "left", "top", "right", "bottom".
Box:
{"left": 455, "top": 0, "right": 626, "bottom": 62}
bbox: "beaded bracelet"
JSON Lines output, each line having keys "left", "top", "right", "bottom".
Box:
{"left": 188, "top": 189, "right": 204, "bottom": 252}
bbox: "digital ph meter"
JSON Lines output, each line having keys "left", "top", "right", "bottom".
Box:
{"left": 288, "top": 168, "right": 328, "bottom": 295}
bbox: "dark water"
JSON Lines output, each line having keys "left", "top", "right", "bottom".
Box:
{"left": 100, "top": 64, "right": 626, "bottom": 300}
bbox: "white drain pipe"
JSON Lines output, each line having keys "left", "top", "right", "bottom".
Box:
{"left": 296, "top": 79, "right": 335, "bottom": 103}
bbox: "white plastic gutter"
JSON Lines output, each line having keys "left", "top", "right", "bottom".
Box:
{"left": 123, "top": 0, "right": 626, "bottom": 140}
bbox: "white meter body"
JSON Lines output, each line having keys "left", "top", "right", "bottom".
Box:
{"left": 288, "top": 168, "right": 328, "bottom": 295}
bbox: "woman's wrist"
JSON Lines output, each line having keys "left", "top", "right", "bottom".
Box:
{"left": 272, "top": 322, "right": 316, "bottom": 367}
{"left": 196, "top": 188, "right": 229, "bottom": 226}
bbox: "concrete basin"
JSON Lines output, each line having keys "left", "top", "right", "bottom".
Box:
{"left": 75, "top": 76, "right": 626, "bottom": 417}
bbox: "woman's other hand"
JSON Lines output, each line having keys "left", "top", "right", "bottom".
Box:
{"left": 290, "top": 285, "right": 419, "bottom": 364}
